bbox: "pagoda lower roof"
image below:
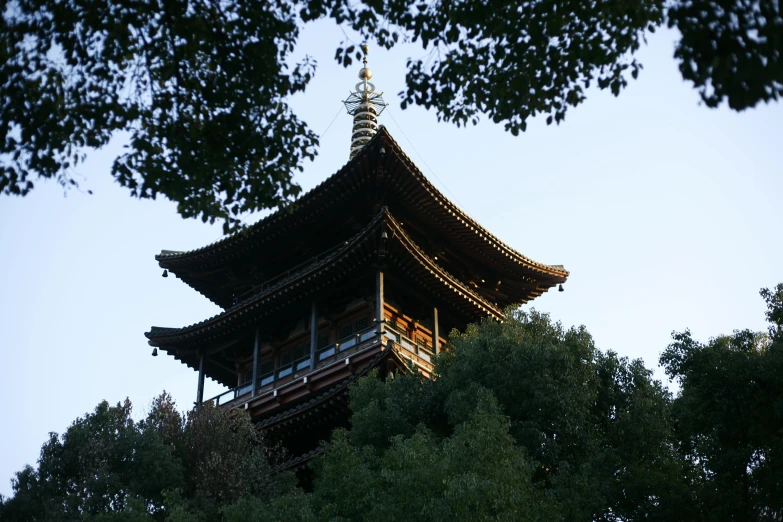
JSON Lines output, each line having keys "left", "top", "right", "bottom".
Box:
{"left": 157, "top": 127, "right": 568, "bottom": 308}
{"left": 146, "top": 208, "right": 507, "bottom": 355}
{"left": 270, "top": 447, "right": 322, "bottom": 475}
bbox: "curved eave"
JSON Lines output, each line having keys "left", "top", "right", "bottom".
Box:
{"left": 147, "top": 207, "right": 388, "bottom": 347}
{"left": 146, "top": 210, "right": 503, "bottom": 350}
{"left": 154, "top": 141, "right": 383, "bottom": 308}
{"left": 154, "top": 139, "right": 381, "bottom": 267}
{"left": 386, "top": 217, "right": 504, "bottom": 321}
{"left": 156, "top": 128, "right": 567, "bottom": 286}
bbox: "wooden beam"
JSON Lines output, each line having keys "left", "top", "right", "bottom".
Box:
{"left": 196, "top": 355, "right": 205, "bottom": 407}
{"left": 310, "top": 301, "right": 318, "bottom": 371}
{"left": 433, "top": 307, "right": 440, "bottom": 355}
{"left": 251, "top": 327, "right": 260, "bottom": 397}
{"left": 376, "top": 269, "right": 384, "bottom": 324}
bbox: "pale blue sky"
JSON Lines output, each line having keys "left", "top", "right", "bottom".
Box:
{"left": 1, "top": 22, "right": 781, "bottom": 496}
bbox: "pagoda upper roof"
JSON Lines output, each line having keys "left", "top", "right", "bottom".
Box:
{"left": 147, "top": 208, "right": 508, "bottom": 360}
{"left": 157, "top": 127, "right": 568, "bottom": 309}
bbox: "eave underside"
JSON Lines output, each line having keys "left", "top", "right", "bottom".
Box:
{"left": 147, "top": 209, "right": 514, "bottom": 384}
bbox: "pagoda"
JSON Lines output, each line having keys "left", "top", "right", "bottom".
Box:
{"left": 146, "top": 45, "right": 568, "bottom": 474}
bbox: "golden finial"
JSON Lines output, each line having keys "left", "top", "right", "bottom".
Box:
{"left": 358, "top": 44, "right": 372, "bottom": 83}
{"left": 342, "top": 43, "right": 387, "bottom": 159}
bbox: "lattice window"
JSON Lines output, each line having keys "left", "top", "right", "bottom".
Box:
{"left": 338, "top": 323, "right": 354, "bottom": 340}
{"left": 258, "top": 360, "right": 273, "bottom": 375}
{"left": 280, "top": 351, "right": 292, "bottom": 366}
{"left": 416, "top": 337, "right": 429, "bottom": 351}
{"left": 318, "top": 332, "right": 330, "bottom": 348}
{"left": 355, "top": 316, "right": 369, "bottom": 331}
{"left": 293, "top": 343, "right": 308, "bottom": 361}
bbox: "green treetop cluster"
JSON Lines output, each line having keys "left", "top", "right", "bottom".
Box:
{"left": 2, "top": 284, "right": 782, "bottom": 521}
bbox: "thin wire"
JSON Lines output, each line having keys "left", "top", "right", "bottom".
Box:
{"left": 320, "top": 105, "right": 345, "bottom": 139}
{"left": 385, "top": 107, "right": 471, "bottom": 215}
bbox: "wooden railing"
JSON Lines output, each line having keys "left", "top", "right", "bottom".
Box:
{"left": 315, "top": 324, "right": 380, "bottom": 362}
{"left": 204, "top": 321, "right": 444, "bottom": 407}
{"left": 383, "top": 322, "right": 436, "bottom": 371}
{"left": 204, "top": 323, "right": 381, "bottom": 407}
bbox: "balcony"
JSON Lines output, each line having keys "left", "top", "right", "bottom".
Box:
{"left": 203, "top": 311, "right": 442, "bottom": 410}
{"left": 383, "top": 322, "right": 437, "bottom": 373}
{"left": 205, "top": 323, "right": 382, "bottom": 407}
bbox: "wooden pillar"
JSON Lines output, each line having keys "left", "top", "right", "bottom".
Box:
{"left": 433, "top": 307, "right": 440, "bottom": 355}
{"left": 376, "top": 269, "right": 385, "bottom": 325}
{"left": 309, "top": 301, "right": 318, "bottom": 371}
{"left": 251, "top": 327, "right": 260, "bottom": 397}
{"left": 196, "top": 354, "right": 205, "bottom": 407}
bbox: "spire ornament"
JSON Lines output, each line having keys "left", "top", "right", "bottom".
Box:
{"left": 343, "top": 44, "right": 387, "bottom": 159}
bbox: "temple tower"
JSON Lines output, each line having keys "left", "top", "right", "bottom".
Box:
{"left": 147, "top": 50, "right": 568, "bottom": 475}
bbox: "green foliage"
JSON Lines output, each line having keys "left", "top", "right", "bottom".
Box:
{"left": 0, "top": 398, "right": 175, "bottom": 521}
{"left": 661, "top": 285, "right": 783, "bottom": 521}
{"left": 330, "top": 0, "right": 781, "bottom": 126}
{"left": 329, "top": 0, "right": 665, "bottom": 134}
{"left": 669, "top": 0, "right": 783, "bottom": 111}
{"left": 2, "top": 0, "right": 780, "bottom": 229}
{"left": 0, "top": 393, "right": 293, "bottom": 521}
{"left": 293, "top": 388, "right": 545, "bottom": 521}
{"left": 1, "top": 0, "right": 317, "bottom": 232}
{"left": 760, "top": 283, "right": 783, "bottom": 338}
{"left": 180, "top": 400, "right": 291, "bottom": 513}
{"left": 437, "top": 310, "right": 684, "bottom": 520}
{"left": 5, "top": 290, "right": 783, "bottom": 520}
{"left": 269, "top": 309, "right": 686, "bottom": 521}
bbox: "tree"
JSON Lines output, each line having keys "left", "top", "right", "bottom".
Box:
{"left": 3, "top": 0, "right": 780, "bottom": 230}
{"left": 1, "top": 0, "right": 317, "bottom": 232}
{"left": 0, "top": 393, "right": 293, "bottom": 521}
{"left": 6, "top": 292, "right": 782, "bottom": 520}
{"left": 341, "top": 0, "right": 782, "bottom": 122}
{"left": 264, "top": 309, "right": 687, "bottom": 521}
{"left": 432, "top": 310, "right": 687, "bottom": 520}
{"left": 312, "top": 390, "right": 546, "bottom": 522}
{"left": 660, "top": 284, "right": 783, "bottom": 521}
{"left": 669, "top": 0, "right": 783, "bottom": 111}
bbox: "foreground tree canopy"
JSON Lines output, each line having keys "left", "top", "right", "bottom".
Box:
{"left": 660, "top": 283, "right": 783, "bottom": 521}
{"left": 0, "top": 394, "right": 296, "bottom": 521}
{"left": 2, "top": 285, "right": 781, "bottom": 520}
{"left": 285, "top": 310, "right": 687, "bottom": 522}
{"left": 2, "top": 0, "right": 781, "bottom": 230}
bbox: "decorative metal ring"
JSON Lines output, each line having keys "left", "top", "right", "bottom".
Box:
{"left": 355, "top": 81, "right": 376, "bottom": 93}
{"left": 353, "top": 111, "right": 379, "bottom": 120}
